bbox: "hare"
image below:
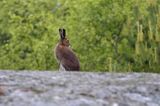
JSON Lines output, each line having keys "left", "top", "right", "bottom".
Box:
{"left": 54, "top": 28, "right": 80, "bottom": 71}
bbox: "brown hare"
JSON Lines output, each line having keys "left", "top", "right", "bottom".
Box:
{"left": 54, "top": 28, "right": 80, "bottom": 71}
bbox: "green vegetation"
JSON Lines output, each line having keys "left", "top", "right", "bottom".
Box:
{"left": 0, "top": 0, "right": 160, "bottom": 72}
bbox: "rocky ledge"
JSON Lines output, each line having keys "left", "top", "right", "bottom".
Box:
{"left": 0, "top": 71, "right": 160, "bottom": 106}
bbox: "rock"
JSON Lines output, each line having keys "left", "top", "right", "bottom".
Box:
{"left": 0, "top": 71, "right": 160, "bottom": 106}
{"left": 0, "top": 87, "right": 5, "bottom": 96}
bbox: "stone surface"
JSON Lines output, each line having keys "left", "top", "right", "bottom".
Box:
{"left": 0, "top": 71, "right": 160, "bottom": 106}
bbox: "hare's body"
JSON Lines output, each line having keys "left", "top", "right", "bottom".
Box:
{"left": 55, "top": 43, "right": 80, "bottom": 71}
{"left": 54, "top": 28, "right": 80, "bottom": 71}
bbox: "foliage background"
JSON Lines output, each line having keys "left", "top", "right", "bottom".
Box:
{"left": 0, "top": 0, "right": 160, "bottom": 72}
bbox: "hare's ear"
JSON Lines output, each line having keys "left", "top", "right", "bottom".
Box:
{"left": 59, "top": 28, "right": 66, "bottom": 40}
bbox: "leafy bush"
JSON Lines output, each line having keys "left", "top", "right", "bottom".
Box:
{"left": 0, "top": 0, "right": 160, "bottom": 72}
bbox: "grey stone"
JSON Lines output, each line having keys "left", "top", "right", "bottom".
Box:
{"left": 0, "top": 71, "right": 160, "bottom": 106}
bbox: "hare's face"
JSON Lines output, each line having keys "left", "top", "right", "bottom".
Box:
{"left": 62, "top": 38, "right": 70, "bottom": 47}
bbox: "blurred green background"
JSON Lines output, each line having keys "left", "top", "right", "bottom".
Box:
{"left": 0, "top": 0, "right": 160, "bottom": 72}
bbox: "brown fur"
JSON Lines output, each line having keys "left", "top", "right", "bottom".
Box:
{"left": 54, "top": 29, "right": 80, "bottom": 71}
